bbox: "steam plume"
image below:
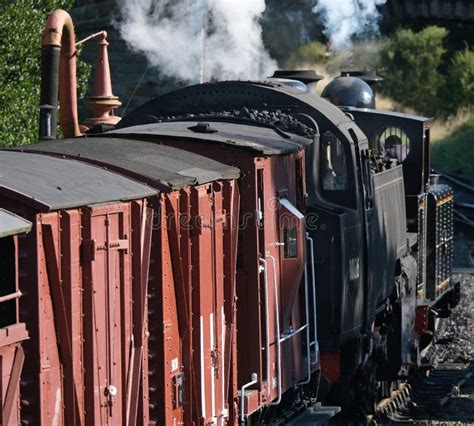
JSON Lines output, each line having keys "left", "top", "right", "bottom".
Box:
{"left": 312, "top": 0, "right": 387, "bottom": 50}
{"left": 116, "top": 0, "right": 277, "bottom": 82}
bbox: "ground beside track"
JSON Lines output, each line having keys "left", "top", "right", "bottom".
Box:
{"left": 374, "top": 273, "right": 473, "bottom": 425}
{"left": 396, "top": 273, "right": 474, "bottom": 425}
{"left": 374, "top": 229, "right": 474, "bottom": 425}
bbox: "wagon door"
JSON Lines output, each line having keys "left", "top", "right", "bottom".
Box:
{"left": 82, "top": 204, "right": 132, "bottom": 425}
{"left": 0, "top": 210, "right": 30, "bottom": 426}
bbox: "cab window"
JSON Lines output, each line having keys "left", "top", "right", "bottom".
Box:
{"left": 283, "top": 227, "right": 298, "bottom": 258}
{"left": 319, "top": 131, "right": 355, "bottom": 207}
{"left": 321, "top": 131, "right": 348, "bottom": 191}
{"left": 376, "top": 127, "right": 410, "bottom": 163}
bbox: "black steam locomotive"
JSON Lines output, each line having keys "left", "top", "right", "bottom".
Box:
{"left": 110, "top": 71, "right": 459, "bottom": 416}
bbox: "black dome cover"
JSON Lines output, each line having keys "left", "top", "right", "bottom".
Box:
{"left": 322, "top": 76, "right": 375, "bottom": 109}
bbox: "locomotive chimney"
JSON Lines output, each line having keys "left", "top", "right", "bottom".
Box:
{"left": 39, "top": 9, "right": 81, "bottom": 140}
{"left": 84, "top": 32, "right": 121, "bottom": 129}
{"left": 271, "top": 70, "right": 324, "bottom": 94}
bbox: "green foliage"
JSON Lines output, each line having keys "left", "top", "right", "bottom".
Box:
{"left": 296, "top": 41, "right": 328, "bottom": 64}
{"left": 0, "top": 0, "right": 90, "bottom": 148}
{"left": 378, "top": 26, "right": 448, "bottom": 116}
{"left": 324, "top": 40, "right": 385, "bottom": 75}
{"left": 431, "top": 114, "right": 474, "bottom": 177}
{"left": 445, "top": 47, "right": 474, "bottom": 112}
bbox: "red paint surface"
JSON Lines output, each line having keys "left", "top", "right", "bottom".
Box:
{"left": 320, "top": 352, "right": 341, "bottom": 385}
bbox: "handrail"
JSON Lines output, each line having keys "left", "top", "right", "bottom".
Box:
{"left": 279, "top": 323, "right": 308, "bottom": 343}
{"left": 307, "top": 232, "right": 319, "bottom": 362}
{"left": 297, "top": 262, "right": 311, "bottom": 385}
{"left": 259, "top": 257, "right": 271, "bottom": 398}
{"left": 264, "top": 233, "right": 318, "bottom": 400}
{"left": 0, "top": 291, "right": 22, "bottom": 304}
{"left": 267, "top": 253, "right": 282, "bottom": 406}
{"left": 240, "top": 373, "right": 258, "bottom": 425}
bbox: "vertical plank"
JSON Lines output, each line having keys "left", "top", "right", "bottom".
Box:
{"left": 1, "top": 345, "right": 24, "bottom": 426}
{"left": 41, "top": 222, "right": 81, "bottom": 422}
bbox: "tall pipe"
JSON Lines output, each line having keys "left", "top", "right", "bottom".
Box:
{"left": 40, "top": 10, "right": 80, "bottom": 140}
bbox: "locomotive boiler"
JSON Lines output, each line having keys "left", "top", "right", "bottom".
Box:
{"left": 0, "top": 9, "right": 460, "bottom": 425}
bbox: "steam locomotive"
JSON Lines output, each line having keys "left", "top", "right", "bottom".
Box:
{"left": 0, "top": 10, "right": 460, "bottom": 425}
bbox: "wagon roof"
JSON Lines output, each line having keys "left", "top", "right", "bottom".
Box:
{"left": 0, "top": 208, "right": 32, "bottom": 238}
{"left": 0, "top": 151, "right": 157, "bottom": 212}
{"left": 18, "top": 136, "right": 240, "bottom": 191}
{"left": 109, "top": 121, "right": 312, "bottom": 155}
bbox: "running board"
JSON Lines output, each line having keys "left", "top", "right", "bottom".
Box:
{"left": 286, "top": 404, "right": 341, "bottom": 425}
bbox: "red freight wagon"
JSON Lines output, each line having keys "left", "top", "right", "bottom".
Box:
{"left": 0, "top": 209, "right": 31, "bottom": 426}
{"left": 19, "top": 137, "right": 241, "bottom": 425}
{"left": 0, "top": 151, "right": 157, "bottom": 425}
{"left": 111, "top": 121, "right": 319, "bottom": 421}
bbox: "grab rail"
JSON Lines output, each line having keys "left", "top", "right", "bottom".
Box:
{"left": 240, "top": 373, "right": 258, "bottom": 425}
{"left": 267, "top": 253, "right": 282, "bottom": 406}
{"left": 297, "top": 261, "right": 311, "bottom": 385}
{"left": 264, "top": 231, "right": 318, "bottom": 402}
{"left": 0, "top": 291, "right": 22, "bottom": 304}
{"left": 259, "top": 257, "right": 271, "bottom": 398}
{"left": 279, "top": 323, "right": 308, "bottom": 343}
{"left": 307, "top": 232, "right": 319, "bottom": 362}
{"left": 267, "top": 243, "right": 315, "bottom": 400}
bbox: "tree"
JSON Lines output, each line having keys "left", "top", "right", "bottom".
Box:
{"left": 446, "top": 47, "right": 474, "bottom": 112}
{"left": 378, "top": 26, "right": 448, "bottom": 116}
{"left": 296, "top": 41, "right": 328, "bottom": 65}
{"left": 0, "top": 0, "right": 89, "bottom": 147}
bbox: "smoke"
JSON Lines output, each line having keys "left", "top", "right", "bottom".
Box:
{"left": 312, "top": 0, "right": 387, "bottom": 50}
{"left": 116, "top": 0, "right": 277, "bottom": 83}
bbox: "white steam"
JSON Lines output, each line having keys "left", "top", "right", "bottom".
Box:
{"left": 312, "top": 0, "right": 387, "bottom": 50}
{"left": 116, "top": 0, "right": 277, "bottom": 82}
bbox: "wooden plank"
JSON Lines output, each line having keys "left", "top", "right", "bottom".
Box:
{"left": 2, "top": 345, "right": 24, "bottom": 426}
{"left": 127, "top": 202, "right": 153, "bottom": 426}
{"left": 42, "top": 223, "right": 82, "bottom": 424}
{"left": 165, "top": 196, "right": 189, "bottom": 336}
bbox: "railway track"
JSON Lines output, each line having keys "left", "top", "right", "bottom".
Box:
{"left": 373, "top": 272, "right": 474, "bottom": 425}
{"left": 375, "top": 363, "right": 473, "bottom": 423}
